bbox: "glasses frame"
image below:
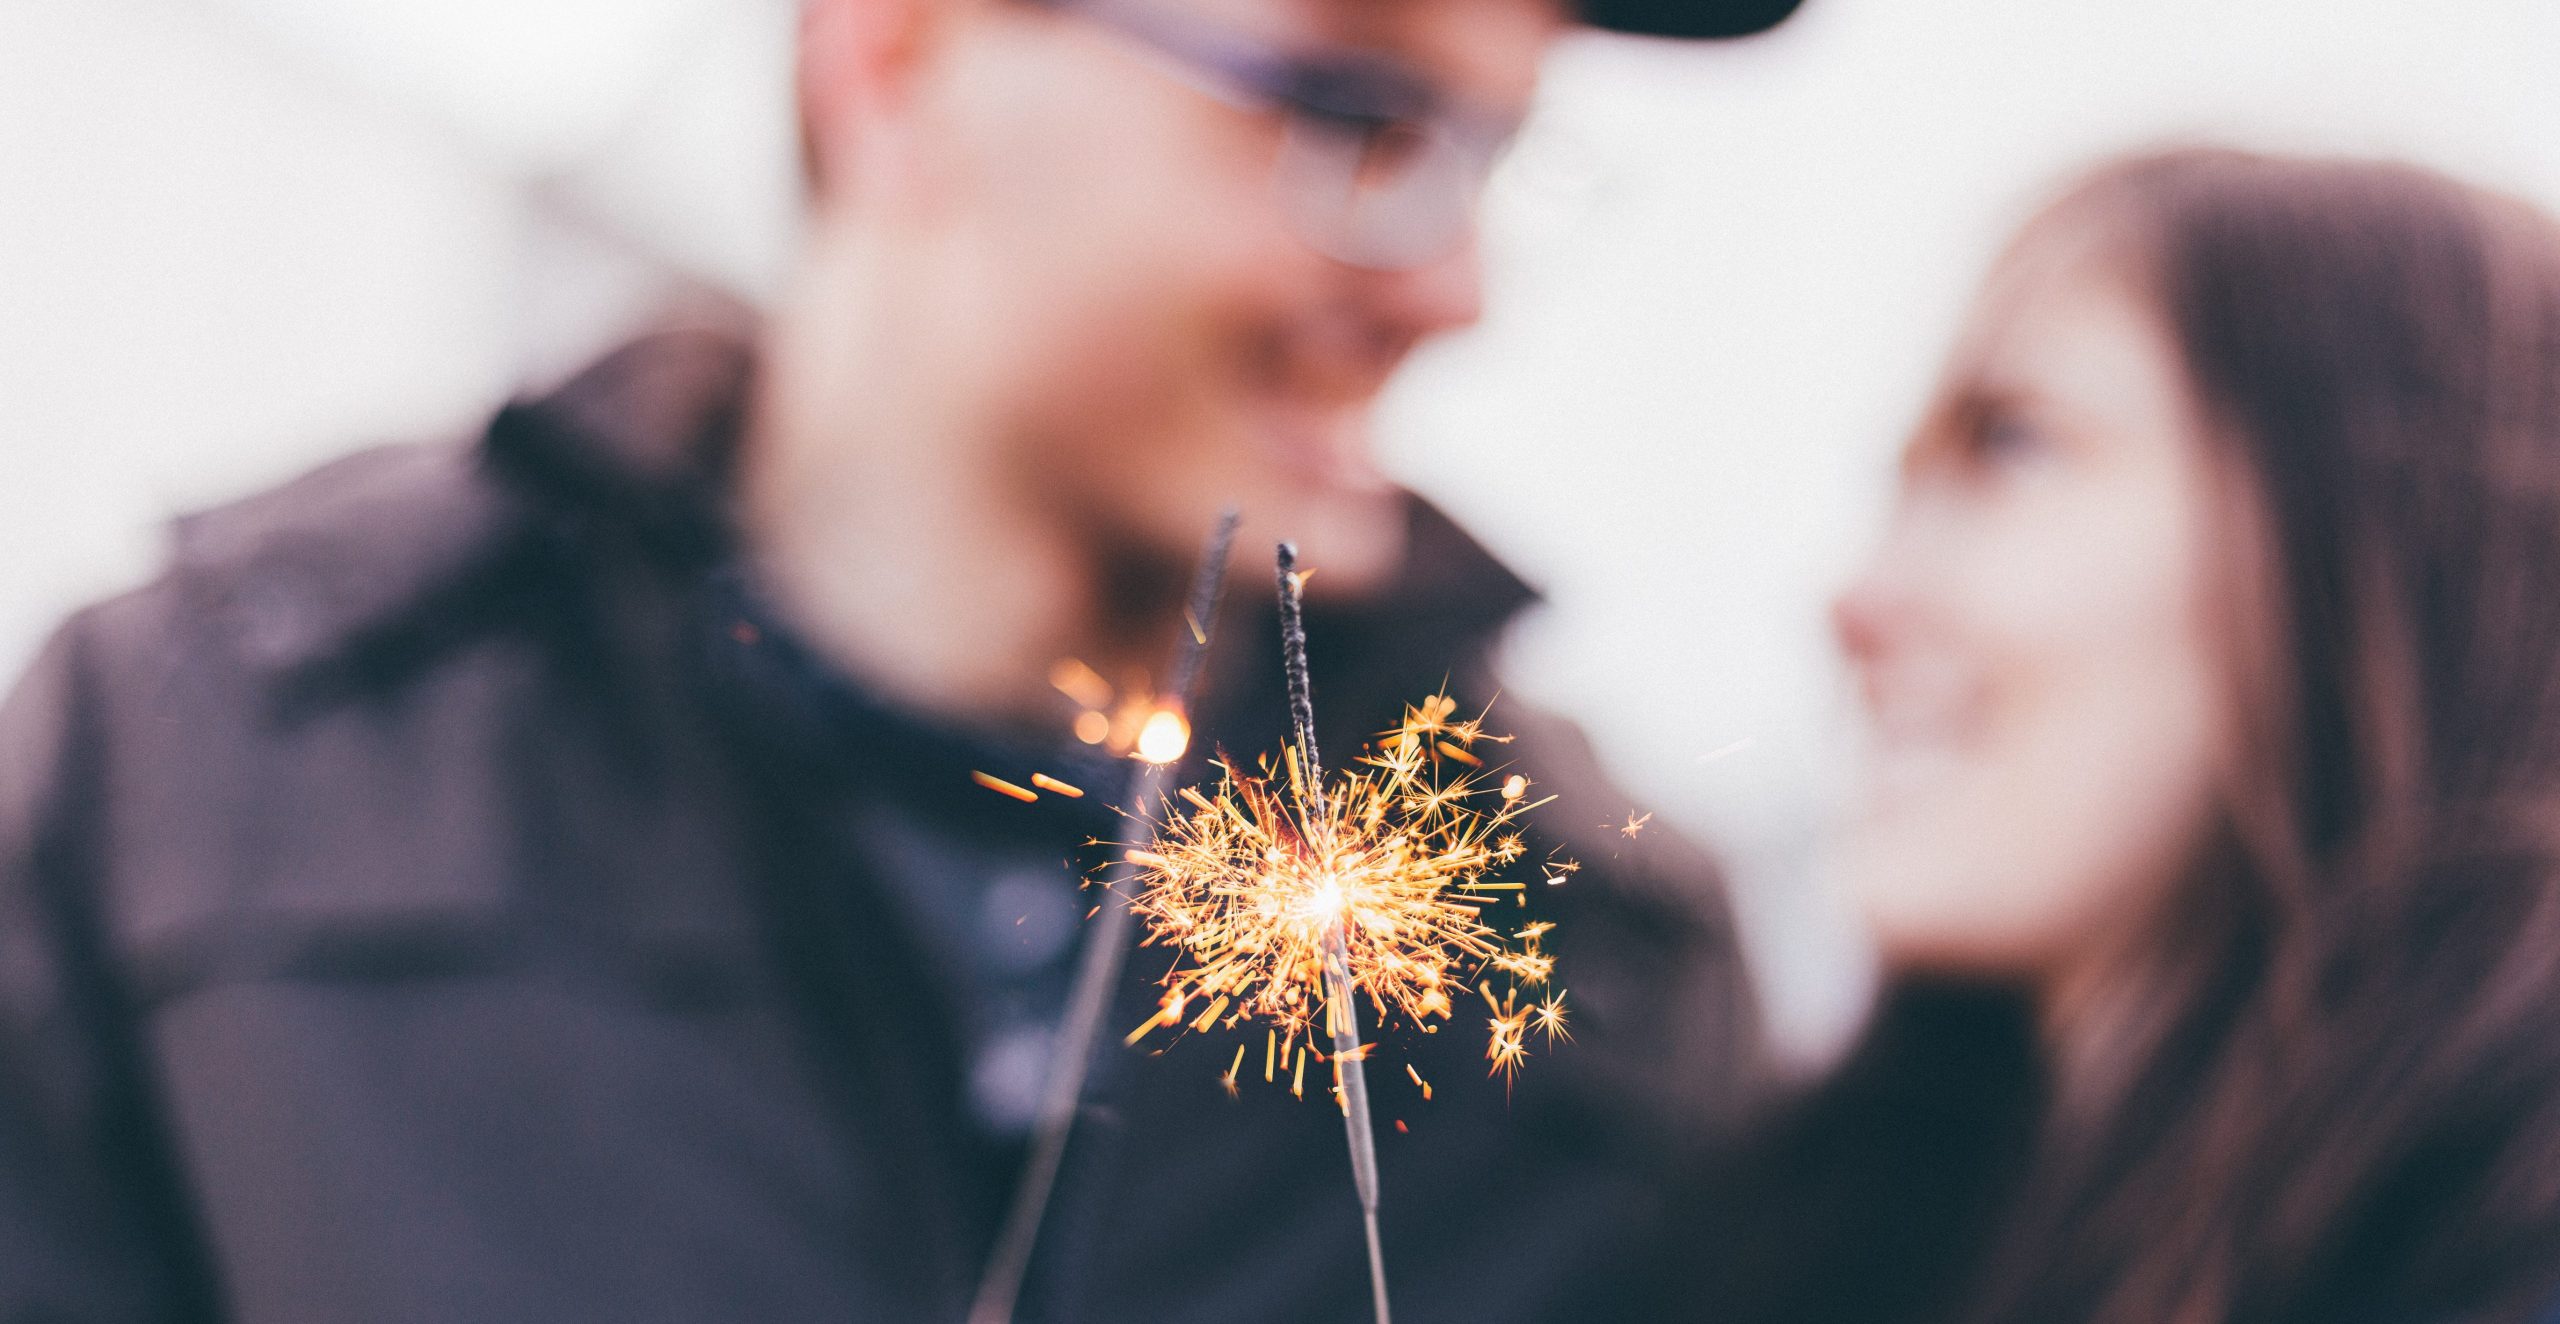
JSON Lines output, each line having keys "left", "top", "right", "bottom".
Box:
{"left": 1029, "top": 0, "right": 1523, "bottom": 270}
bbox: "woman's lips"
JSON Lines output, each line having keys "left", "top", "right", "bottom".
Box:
{"left": 1858, "top": 651, "right": 1983, "bottom": 741}
{"left": 1855, "top": 653, "right": 1989, "bottom": 810}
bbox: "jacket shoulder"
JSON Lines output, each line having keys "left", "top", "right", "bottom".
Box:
{"left": 157, "top": 440, "right": 533, "bottom": 681}
{"left": 3, "top": 436, "right": 534, "bottom": 791}
{"left": 9, "top": 328, "right": 761, "bottom": 992}
{"left": 0, "top": 440, "right": 564, "bottom": 971}
{"left": 146, "top": 321, "right": 753, "bottom": 684}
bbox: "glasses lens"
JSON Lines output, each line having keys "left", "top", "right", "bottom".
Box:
{"left": 1274, "top": 116, "right": 1492, "bottom": 270}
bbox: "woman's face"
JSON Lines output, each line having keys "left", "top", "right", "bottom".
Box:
{"left": 1833, "top": 241, "right": 2241, "bottom": 985}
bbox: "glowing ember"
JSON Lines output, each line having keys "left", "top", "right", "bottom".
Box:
{"left": 972, "top": 771, "right": 1040, "bottom": 803}
{"left": 1135, "top": 708, "right": 1192, "bottom": 766}
{"left": 1484, "top": 982, "right": 1531, "bottom": 1083}
{"left": 1118, "top": 694, "right": 1570, "bottom": 1090}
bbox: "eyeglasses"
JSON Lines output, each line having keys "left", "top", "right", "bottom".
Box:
{"left": 1030, "top": 0, "right": 1522, "bottom": 271}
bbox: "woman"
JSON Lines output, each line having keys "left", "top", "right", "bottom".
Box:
{"left": 1664, "top": 148, "right": 2560, "bottom": 1324}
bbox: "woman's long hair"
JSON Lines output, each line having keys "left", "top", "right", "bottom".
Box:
{"left": 1937, "top": 148, "right": 2560, "bottom": 1324}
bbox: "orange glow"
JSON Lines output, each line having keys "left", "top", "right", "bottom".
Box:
{"left": 1072, "top": 711, "right": 1111, "bottom": 744}
{"left": 1048, "top": 657, "right": 1114, "bottom": 711}
{"left": 1030, "top": 773, "right": 1085, "bottom": 798}
{"left": 1136, "top": 708, "right": 1191, "bottom": 765}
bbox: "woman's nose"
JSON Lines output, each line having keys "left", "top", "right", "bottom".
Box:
{"left": 1366, "top": 227, "right": 1486, "bottom": 342}
{"left": 1832, "top": 553, "right": 1905, "bottom": 670}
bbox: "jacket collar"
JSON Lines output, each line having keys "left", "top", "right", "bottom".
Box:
{"left": 187, "top": 318, "right": 1538, "bottom": 694}
{"left": 490, "top": 319, "right": 1541, "bottom": 670}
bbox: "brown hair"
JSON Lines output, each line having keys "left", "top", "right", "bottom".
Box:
{"left": 1639, "top": 145, "right": 2560, "bottom": 1324}
{"left": 1927, "top": 147, "right": 2560, "bottom": 1324}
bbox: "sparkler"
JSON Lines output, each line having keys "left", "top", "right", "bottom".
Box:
{"left": 1117, "top": 545, "right": 1571, "bottom": 1324}
{"left": 968, "top": 508, "right": 1238, "bottom": 1324}
{"left": 1277, "top": 541, "right": 1395, "bottom": 1324}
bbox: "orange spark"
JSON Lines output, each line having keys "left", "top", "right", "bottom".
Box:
{"left": 1532, "top": 991, "right": 1572, "bottom": 1047}
{"left": 974, "top": 771, "right": 1039, "bottom": 803}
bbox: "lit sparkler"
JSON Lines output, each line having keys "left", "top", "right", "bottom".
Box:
{"left": 968, "top": 508, "right": 1237, "bottom": 1324}
{"left": 1119, "top": 544, "right": 1571, "bottom": 1324}
{"left": 1119, "top": 706, "right": 1570, "bottom": 1076}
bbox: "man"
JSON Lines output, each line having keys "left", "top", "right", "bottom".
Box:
{"left": 0, "top": 0, "right": 1800, "bottom": 1318}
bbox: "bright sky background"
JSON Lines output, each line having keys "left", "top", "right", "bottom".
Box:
{"left": 6, "top": 0, "right": 2557, "bottom": 1058}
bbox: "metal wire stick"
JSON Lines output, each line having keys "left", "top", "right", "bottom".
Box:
{"left": 1275, "top": 541, "right": 1392, "bottom": 1324}
{"left": 969, "top": 508, "right": 1240, "bottom": 1324}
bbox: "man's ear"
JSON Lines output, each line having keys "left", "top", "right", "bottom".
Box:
{"left": 796, "top": 0, "right": 942, "bottom": 197}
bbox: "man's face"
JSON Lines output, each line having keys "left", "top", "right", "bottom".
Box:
{"left": 827, "top": 0, "right": 1561, "bottom": 592}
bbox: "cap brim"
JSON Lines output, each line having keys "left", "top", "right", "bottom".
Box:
{"left": 1579, "top": 0, "right": 1804, "bottom": 39}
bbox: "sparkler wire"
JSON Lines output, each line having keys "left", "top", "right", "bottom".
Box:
{"left": 1276, "top": 541, "right": 1393, "bottom": 1324}
{"left": 968, "top": 507, "right": 1239, "bottom": 1324}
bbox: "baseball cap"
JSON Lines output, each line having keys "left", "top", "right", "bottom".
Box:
{"left": 1581, "top": 0, "right": 1803, "bottom": 38}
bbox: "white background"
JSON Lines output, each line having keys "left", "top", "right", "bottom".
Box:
{"left": 7, "top": 0, "right": 2557, "bottom": 1061}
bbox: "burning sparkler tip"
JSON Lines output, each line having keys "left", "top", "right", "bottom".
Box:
{"left": 1136, "top": 709, "right": 1191, "bottom": 765}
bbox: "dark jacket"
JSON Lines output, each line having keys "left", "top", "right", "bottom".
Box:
{"left": 0, "top": 328, "right": 1758, "bottom": 1322}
